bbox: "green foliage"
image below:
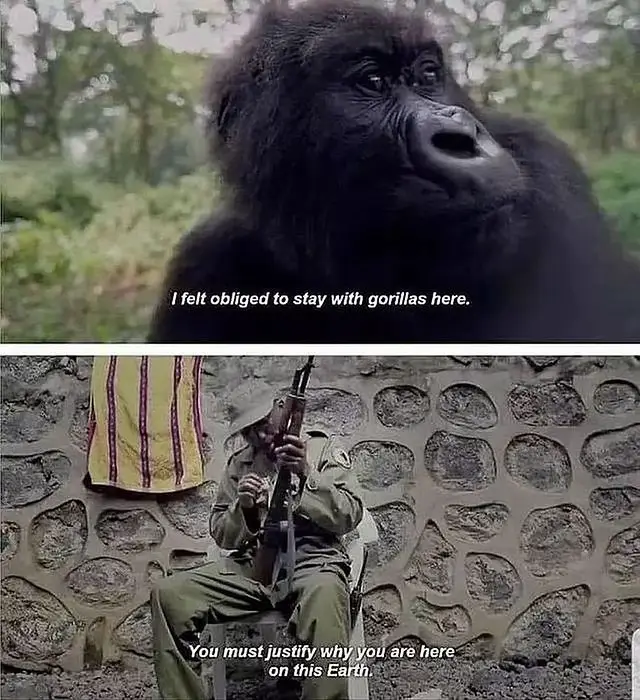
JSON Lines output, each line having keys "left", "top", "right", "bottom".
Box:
{"left": 0, "top": 160, "right": 118, "bottom": 227}
{"left": 1, "top": 168, "right": 216, "bottom": 342}
{"left": 2, "top": 3, "right": 209, "bottom": 182}
{"left": 591, "top": 153, "right": 640, "bottom": 251}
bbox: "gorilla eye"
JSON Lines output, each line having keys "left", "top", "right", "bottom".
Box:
{"left": 357, "top": 70, "right": 386, "bottom": 92}
{"left": 414, "top": 63, "right": 442, "bottom": 88}
{"left": 423, "top": 68, "right": 439, "bottom": 84}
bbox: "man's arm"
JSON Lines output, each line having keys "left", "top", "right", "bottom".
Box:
{"left": 294, "top": 438, "right": 364, "bottom": 537}
{"left": 209, "top": 464, "right": 266, "bottom": 550}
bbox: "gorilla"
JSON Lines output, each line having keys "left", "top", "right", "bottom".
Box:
{"left": 148, "top": 0, "right": 640, "bottom": 343}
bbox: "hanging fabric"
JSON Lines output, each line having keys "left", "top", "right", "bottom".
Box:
{"left": 86, "top": 356, "right": 206, "bottom": 493}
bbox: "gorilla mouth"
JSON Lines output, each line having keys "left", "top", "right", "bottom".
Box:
{"left": 431, "top": 131, "right": 478, "bottom": 159}
{"left": 394, "top": 171, "right": 522, "bottom": 222}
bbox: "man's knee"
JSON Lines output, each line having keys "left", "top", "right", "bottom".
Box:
{"left": 294, "top": 570, "right": 350, "bottom": 640}
{"left": 304, "top": 571, "right": 349, "bottom": 606}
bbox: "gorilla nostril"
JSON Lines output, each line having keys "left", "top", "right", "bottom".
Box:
{"left": 431, "top": 131, "right": 478, "bottom": 158}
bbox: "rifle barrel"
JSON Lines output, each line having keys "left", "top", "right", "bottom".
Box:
{"left": 299, "top": 356, "right": 314, "bottom": 393}
{"left": 291, "top": 369, "right": 302, "bottom": 392}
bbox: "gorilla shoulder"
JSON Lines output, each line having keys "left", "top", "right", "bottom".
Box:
{"left": 147, "top": 214, "right": 273, "bottom": 342}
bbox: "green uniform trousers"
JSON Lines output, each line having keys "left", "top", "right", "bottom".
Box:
{"left": 151, "top": 558, "right": 351, "bottom": 700}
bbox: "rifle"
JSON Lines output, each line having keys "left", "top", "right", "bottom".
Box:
{"left": 252, "top": 356, "right": 315, "bottom": 587}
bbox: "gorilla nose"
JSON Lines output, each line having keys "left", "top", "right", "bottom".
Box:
{"left": 430, "top": 109, "right": 479, "bottom": 159}
{"left": 405, "top": 104, "right": 520, "bottom": 194}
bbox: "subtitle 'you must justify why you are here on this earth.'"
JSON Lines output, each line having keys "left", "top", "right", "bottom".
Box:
{"left": 185, "top": 641, "right": 457, "bottom": 680}
{"left": 169, "top": 290, "right": 471, "bottom": 310}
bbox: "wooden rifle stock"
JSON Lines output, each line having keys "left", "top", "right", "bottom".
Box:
{"left": 252, "top": 357, "right": 314, "bottom": 586}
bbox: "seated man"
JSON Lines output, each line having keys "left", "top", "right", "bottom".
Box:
{"left": 150, "top": 390, "right": 364, "bottom": 700}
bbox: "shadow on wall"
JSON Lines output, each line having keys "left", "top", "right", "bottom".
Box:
{"left": 0, "top": 355, "right": 639, "bottom": 674}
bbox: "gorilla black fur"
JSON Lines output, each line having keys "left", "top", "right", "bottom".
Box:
{"left": 148, "top": 0, "right": 640, "bottom": 343}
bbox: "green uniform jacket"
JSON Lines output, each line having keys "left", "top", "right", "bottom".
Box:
{"left": 209, "top": 430, "right": 364, "bottom": 575}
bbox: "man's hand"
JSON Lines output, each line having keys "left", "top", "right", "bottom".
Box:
{"left": 238, "top": 474, "right": 269, "bottom": 510}
{"left": 274, "top": 435, "right": 309, "bottom": 477}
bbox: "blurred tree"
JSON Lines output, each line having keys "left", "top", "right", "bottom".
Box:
{"left": 1, "top": 0, "right": 209, "bottom": 182}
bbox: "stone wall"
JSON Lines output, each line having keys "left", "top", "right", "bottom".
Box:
{"left": 1, "top": 356, "right": 638, "bottom": 674}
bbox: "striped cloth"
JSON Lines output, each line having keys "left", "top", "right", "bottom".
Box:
{"left": 86, "top": 357, "right": 206, "bottom": 493}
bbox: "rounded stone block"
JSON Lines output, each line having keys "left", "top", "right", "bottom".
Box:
{"left": 69, "top": 393, "right": 90, "bottom": 450}
{"left": 159, "top": 480, "right": 218, "bottom": 538}
{"left": 456, "top": 634, "right": 496, "bottom": 660}
{"left": 363, "top": 586, "right": 402, "bottom": 641}
{"left": 410, "top": 597, "right": 471, "bottom": 638}
{"left": 70, "top": 356, "right": 94, "bottom": 381}
{"left": 349, "top": 441, "right": 414, "bottom": 491}
{"left": 373, "top": 385, "right": 430, "bottom": 428}
{"left": 520, "top": 505, "right": 594, "bottom": 577}
{"left": 364, "top": 585, "right": 402, "bottom": 615}
{"left": 113, "top": 602, "right": 152, "bottom": 658}
{"left": 169, "top": 550, "right": 208, "bottom": 571}
{"left": 501, "top": 585, "right": 590, "bottom": 662}
{"left": 1, "top": 452, "right": 71, "bottom": 508}
{"left": 605, "top": 523, "right": 640, "bottom": 584}
{"left": 1, "top": 357, "right": 57, "bottom": 384}
{"left": 436, "top": 383, "right": 498, "bottom": 429}
{"left": 508, "top": 381, "right": 586, "bottom": 426}
{"left": 304, "top": 388, "right": 367, "bottom": 435}
{"left": 369, "top": 502, "right": 415, "bottom": 570}
{"left": 504, "top": 434, "right": 572, "bottom": 492}
{"left": 465, "top": 553, "right": 522, "bottom": 614}
{"left": 404, "top": 520, "right": 456, "bottom": 594}
{"left": 96, "top": 509, "right": 165, "bottom": 553}
{"left": 1, "top": 521, "right": 20, "bottom": 562}
{"left": 444, "top": 503, "right": 510, "bottom": 542}
{"left": 65, "top": 557, "right": 136, "bottom": 608}
{"left": 580, "top": 424, "right": 640, "bottom": 479}
{"left": 1, "top": 385, "right": 65, "bottom": 444}
{"left": 524, "top": 357, "right": 559, "bottom": 370}
{"left": 1, "top": 577, "right": 78, "bottom": 661}
{"left": 589, "top": 487, "right": 640, "bottom": 521}
{"left": 593, "top": 380, "right": 640, "bottom": 414}
{"left": 424, "top": 431, "right": 496, "bottom": 491}
{"left": 588, "top": 597, "right": 640, "bottom": 660}
{"left": 201, "top": 432, "right": 214, "bottom": 464}
{"left": 29, "top": 500, "right": 88, "bottom": 570}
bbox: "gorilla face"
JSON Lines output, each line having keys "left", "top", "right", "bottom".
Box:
{"left": 210, "top": 0, "right": 529, "bottom": 281}
{"left": 309, "top": 24, "right": 526, "bottom": 223}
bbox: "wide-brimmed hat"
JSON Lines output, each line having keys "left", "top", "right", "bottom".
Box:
{"left": 226, "top": 387, "right": 278, "bottom": 436}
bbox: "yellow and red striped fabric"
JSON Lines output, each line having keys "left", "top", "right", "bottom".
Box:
{"left": 86, "top": 356, "right": 206, "bottom": 493}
